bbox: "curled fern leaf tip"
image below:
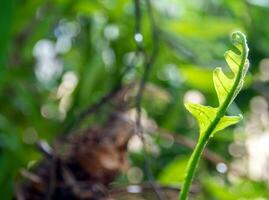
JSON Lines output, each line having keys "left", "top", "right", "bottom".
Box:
{"left": 184, "top": 32, "right": 249, "bottom": 137}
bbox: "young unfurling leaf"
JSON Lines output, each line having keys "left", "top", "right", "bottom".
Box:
{"left": 179, "top": 32, "right": 249, "bottom": 200}
{"left": 185, "top": 32, "right": 249, "bottom": 139}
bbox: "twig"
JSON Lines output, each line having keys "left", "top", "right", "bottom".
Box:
{"left": 63, "top": 85, "right": 122, "bottom": 134}
{"left": 156, "top": 128, "right": 228, "bottom": 165}
{"left": 62, "top": 39, "right": 139, "bottom": 135}
{"left": 46, "top": 155, "right": 57, "bottom": 200}
{"left": 108, "top": 183, "right": 200, "bottom": 197}
{"left": 14, "top": 184, "right": 25, "bottom": 200}
{"left": 133, "top": 0, "right": 165, "bottom": 200}
{"left": 156, "top": 129, "right": 244, "bottom": 177}
{"left": 20, "top": 169, "right": 43, "bottom": 184}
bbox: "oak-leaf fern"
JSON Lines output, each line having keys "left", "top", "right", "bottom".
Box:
{"left": 179, "top": 31, "right": 249, "bottom": 200}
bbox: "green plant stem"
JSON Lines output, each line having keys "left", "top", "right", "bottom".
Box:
{"left": 179, "top": 33, "right": 248, "bottom": 200}
{"left": 179, "top": 110, "right": 225, "bottom": 200}
{"left": 178, "top": 77, "right": 239, "bottom": 200}
{"left": 178, "top": 135, "right": 208, "bottom": 200}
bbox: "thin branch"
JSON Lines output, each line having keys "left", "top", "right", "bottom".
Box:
{"left": 63, "top": 36, "right": 138, "bottom": 135}
{"left": 46, "top": 156, "right": 57, "bottom": 200}
{"left": 133, "top": 0, "right": 165, "bottom": 200}
{"left": 63, "top": 85, "right": 122, "bottom": 134}
{"left": 156, "top": 129, "right": 244, "bottom": 177}
{"left": 108, "top": 183, "right": 200, "bottom": 198}
{"left": 156, "top": 128, "right": 228, "bottom": 165}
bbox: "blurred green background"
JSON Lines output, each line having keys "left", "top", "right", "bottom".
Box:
{"left": 1, "top": 0, "right": 269, "bottom": 199}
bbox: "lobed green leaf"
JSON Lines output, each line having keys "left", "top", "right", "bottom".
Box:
{"left": 185, "top": 32, "right": 249, "bottom": 139}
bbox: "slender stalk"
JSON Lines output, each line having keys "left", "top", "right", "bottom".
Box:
{"left": 178, "top": 137, "right": 207, "bottom": 200}
{"left": 178, "top": 110, "right": 223, "bottom": 200}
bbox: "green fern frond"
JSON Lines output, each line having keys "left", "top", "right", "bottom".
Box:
{"left": 185, "top": 32, "right": 249, "bottom": 139}
{"left": 179, "top": 32, "right": 249, "bottom": 200}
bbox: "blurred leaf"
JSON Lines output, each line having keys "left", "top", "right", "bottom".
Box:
{"left": 158, "top": 156, "right": 189, "bottom": 186}
{"left": 203, "top": 177, "right": 268, "bottom": 199}
{"left": 180, "top": 65, "right": 213, "bottom": 92}
{"left": 74, "top": 0, "right": 102, "bottom": 14}
{"left": 166, "top": 16, "right": 242, "bottom": 40}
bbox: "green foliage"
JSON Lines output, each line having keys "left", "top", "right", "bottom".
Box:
{"left": 185, "top": 32, "right": 249, "bottom": 139}
{"left": 2, "top": 0, "right": 269, "bottom": 199}
{"left": 179, "top": 32, "right": 249, "bottom": 200}
{"left": 203, "top": 177, "right": 268, "bottom": 200}
{"left": 158, "top": 156, "right": 189, "bottom": 186}
{"left": 0, "top": 0, "right": 13, "bottom": 87}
